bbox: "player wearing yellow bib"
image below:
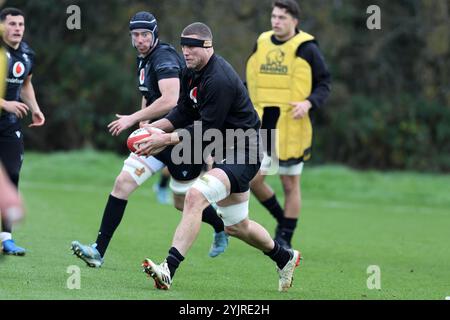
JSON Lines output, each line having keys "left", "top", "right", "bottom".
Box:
{"left": 247, "top": 0, "right": 331, "bottom": 248}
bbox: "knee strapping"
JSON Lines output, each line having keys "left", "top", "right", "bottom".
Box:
{"left": 191, "top": 174, "right": 229, "bottom": 204}
{"left": 122, "top": 155, "right": 153, "bottom": 186}
{"left": 217, "top": 201, "right": 249, "bottom": 227}
{"left": 170, "top": 178, "right": 196, "bottom": 196}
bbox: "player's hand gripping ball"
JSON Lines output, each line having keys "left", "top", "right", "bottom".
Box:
{"left": 127, "top": 127, "right": 165, "bottom": 153}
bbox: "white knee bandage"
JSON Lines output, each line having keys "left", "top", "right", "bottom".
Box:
{"left": 123, "top": 154, "right": 163, "bottom": 186}
{"left": 191, "top": 174, "right": 229, "bottom": 204}
{"left": 217, "top": 201, "right": 249, "bottom": 227}
{"left": 170, "top": 178, "right": 197, "bottom": 196}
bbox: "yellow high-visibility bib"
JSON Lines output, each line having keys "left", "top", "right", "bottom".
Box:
{"left": 0, "top": 47, "right": 7, "bottom": 99}
{"left": 0, "top": 24, "right": 7, "bottom": 102}
{"left": 247, "top": 30, "right": 315, "bottom": 163}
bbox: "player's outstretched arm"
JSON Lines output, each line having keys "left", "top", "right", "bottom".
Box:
{"left": 108, "top": 78, "right": 180, "bottom": 136}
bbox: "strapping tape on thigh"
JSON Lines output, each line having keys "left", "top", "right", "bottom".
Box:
{"left": 217, "top": 201, "right": 249, "bottom": 227}
{"left": 123, "top": 155, "right": 153, "bottom": 185}
{"left": 170, "top": 178, "right": 196, "bottom": 195}
{"left": 191, "top": 174, "right": 229, "bottom": 203}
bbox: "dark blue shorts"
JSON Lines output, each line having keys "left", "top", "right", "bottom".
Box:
{"left": 0, "top": 134, "right": 24, "bottom": 186}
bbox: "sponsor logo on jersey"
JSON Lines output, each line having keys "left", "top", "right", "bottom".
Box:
{"left": 190, "top": 87, "right": 198, "bottom": 104}
{"left": 6, "top": 78, "right": 24, "bottom": 84}
{"left": 12, "top": 62, "right": 26, "bottom": 78}
{"left": 139, "top": 68, "right": 145, "bottom": 85}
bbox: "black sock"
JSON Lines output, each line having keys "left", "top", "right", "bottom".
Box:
{"left": 95, "top": 195, "right": 128, "bottom": 257}
{"left": 1, "top": 217, "right": 12, "bottom": 233}
{"left": 166, "top": 247, "right": 185, "bottom": 278}
{"left": 2, "top": 174, "right": 19, "bottom": 233}
{"left": 264, "top": 240, "right": 292, "bottom": 269}
{"left": 278, "top": 218, "right": 298, "bottom": 246}
{"left": 261, "top": 195, "right": 284, "bottom": 224}
{"left": 159, "top": 174, "right": 170, "bottom": 188}
{"left": 201, "top": 205, "right": 224, "bottom": 233}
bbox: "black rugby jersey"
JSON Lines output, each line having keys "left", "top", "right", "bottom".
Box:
{"left": 137, "top": 42, "right": 185, "bottom": 107}
{"left": 0, "top": 41, "right": 35, "bottom": 138}
{"left": 166, "top": 54, "right": 261, "bottom": 162}
{"left": 167, "top": 54, "right": 261, "bottom": 135}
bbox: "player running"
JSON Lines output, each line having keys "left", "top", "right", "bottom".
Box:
{"left": 138, "top": 22, "right": 301, "bottom": 292}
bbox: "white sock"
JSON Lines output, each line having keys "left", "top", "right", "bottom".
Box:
{"left": 0, "top": 232, "right": 12, "bottom": 243}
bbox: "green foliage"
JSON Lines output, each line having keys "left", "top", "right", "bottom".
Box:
{"left": 314, "top": 95, "right": 450, "bottom": 172}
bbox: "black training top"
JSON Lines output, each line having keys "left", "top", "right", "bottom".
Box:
{"left": 137, "top": 42, "right": 185, "bottom": 107}
{"left": 166, "top": 54, "right": 261, "bottom": 137}
{"left": 0, "top": 41, "right": 35, "bottom": 138}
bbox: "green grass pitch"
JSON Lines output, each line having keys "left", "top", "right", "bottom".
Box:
{"left": 1, "top": 151, "right": 449, "bottom": 300}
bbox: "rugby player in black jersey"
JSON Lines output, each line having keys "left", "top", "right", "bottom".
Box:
{"left": 139, "top": 22, "right": 301, "bottom": 292}
{"left": 0, "top": 8, "right": 45, "bottom": 256}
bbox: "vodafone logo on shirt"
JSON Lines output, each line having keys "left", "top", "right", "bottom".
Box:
{"left": 190, "top": 87, "right": 198, "bottom": 104}
{"left": 139, "top": 68, "right": 145, "bottom": 85}
{"left": 13, "top": 62, "right": 25, "bottom": 78}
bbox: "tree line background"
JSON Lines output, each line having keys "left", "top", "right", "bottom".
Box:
{"left": 3, "top": 0, "right": 450, "bottom": 172}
